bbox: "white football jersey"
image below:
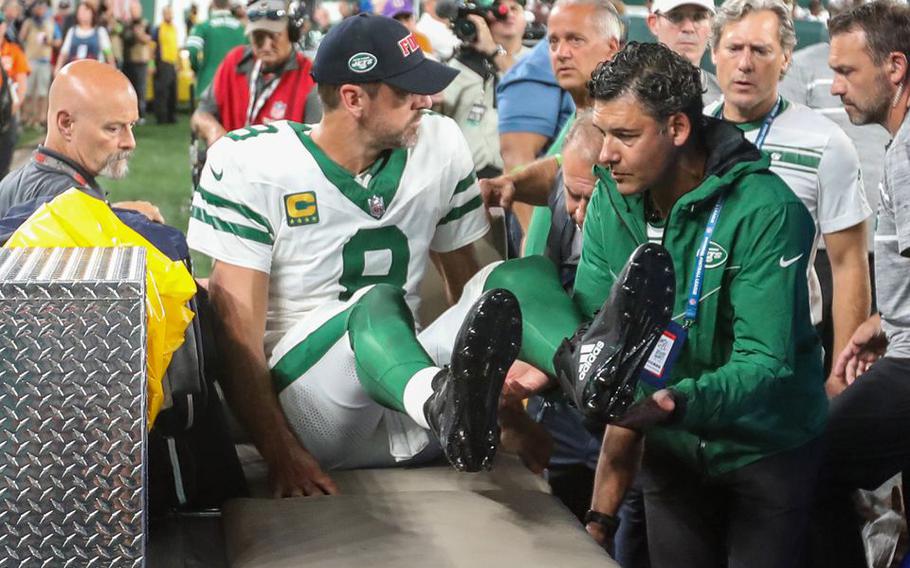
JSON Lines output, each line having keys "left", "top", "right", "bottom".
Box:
{"left": 705, "top": 99, "right": 872, "bottom": 324}
{"left": 187, "top": 114, "right": 489, "bottom": 354}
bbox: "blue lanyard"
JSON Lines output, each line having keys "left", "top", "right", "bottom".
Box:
{"left": 685, "top": 97, "right": 782, "bottom": 326}
{"left": 752, "top": 96, "right": 782, "bottom": 150}
{"left": 684, "top": 194, "right": 725, "bottom": 326}
{"left": 714, "top": 96, "right": 783, "bottom": 150}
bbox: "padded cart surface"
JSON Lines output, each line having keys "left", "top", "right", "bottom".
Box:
{"left": 224, "top": 489, "right": 618, "bottom": 568}
{"left": 227, "top": 451, "right": 619, "bottom": 568}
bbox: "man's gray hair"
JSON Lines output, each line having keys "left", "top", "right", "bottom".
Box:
{"left": 711, "top": 0, "right": 797, "bottom": 53}
{"left": 562, "top": 111, "right": 603, "bottom": 165}
{"left": 552, "top": 0, "right": 624, "bottom": 42}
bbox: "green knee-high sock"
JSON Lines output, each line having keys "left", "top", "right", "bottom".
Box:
{"left": 347, "top": 284, "right": 436, "bottom": 413}
{"left": 483, "top": 256, "right": 584, "bottom": 376}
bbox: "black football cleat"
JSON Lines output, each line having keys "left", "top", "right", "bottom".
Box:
{"left": 424, "top": 288, "right": 522, "bottom": 472}
{"left": 553, "top": 242, "right": 675, "bottom": 424}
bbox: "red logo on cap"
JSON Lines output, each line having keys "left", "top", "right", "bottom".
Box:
{"left": 398, "top": 34, "right": 419, "bottom": 57}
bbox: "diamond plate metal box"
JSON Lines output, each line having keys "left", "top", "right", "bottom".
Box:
{"left": 0, "top": 247, "right": 148, "bottom": 567}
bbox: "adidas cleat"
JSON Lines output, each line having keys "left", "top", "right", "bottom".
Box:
{"left": 553, "top": 242, "right": 675, "bottom": 424}
{"left": 425, "top": 288, "right": 522, "bottom": 472}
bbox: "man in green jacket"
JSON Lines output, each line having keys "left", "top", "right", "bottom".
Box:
{"left": 445, "top": 40, "right": 827, "bottom": 567}
{"left": 577, "top": 42, "right": 828, "bottom": 568}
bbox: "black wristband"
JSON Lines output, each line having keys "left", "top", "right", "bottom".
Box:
{"left": 584, "top": 510, "right": 620, "bottom": 535}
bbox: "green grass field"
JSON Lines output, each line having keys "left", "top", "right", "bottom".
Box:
{"left": 100, "top": 113, "right": 214, "bottom": 275}
{"left": 104, "top": 114, "right": 194, "bottom": 231}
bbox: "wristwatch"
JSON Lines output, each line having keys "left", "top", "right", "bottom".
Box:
{"left": 584, "top": 510, "right": 620, "bottom": 536}
{"left": 490, "top": 43, "right": 507, "bottom": 58}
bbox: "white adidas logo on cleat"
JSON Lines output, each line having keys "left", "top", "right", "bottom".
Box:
{"left": 577, "top": 341, "right": 605, "bottom": 382}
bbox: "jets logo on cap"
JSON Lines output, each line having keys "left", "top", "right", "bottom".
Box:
{"left": 398, "top": 34, "right": 419, "bottom": 56}
{"left": 348, "top": 52, "right": 378, "bottom": 73}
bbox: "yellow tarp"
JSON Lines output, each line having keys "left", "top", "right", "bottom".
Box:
{"left": 4, "top": 189, "right": 197, "bottom": 427}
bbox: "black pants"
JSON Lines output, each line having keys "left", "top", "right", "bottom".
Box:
{"left": 154, "top": 61, "right": 177, "bottom": 124}
{"left": 547, "top": 463, "right": 594, "bottom": 523}
{"left": 123, "top": 61, "right": 149, "bottom": 117}
{"left": 0, "top": 117, "right": 18, "bottom": 177}
{"left": 640, "top": 438, "right": 822, "bottom": 568}
{"left": 808, "top": 357, "right": 910, "bottom": 568}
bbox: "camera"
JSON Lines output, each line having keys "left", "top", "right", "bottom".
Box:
{"left": 436, "top": 0, "right": 510, "bottom": 42}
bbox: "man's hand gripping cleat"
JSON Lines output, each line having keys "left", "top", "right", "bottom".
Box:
{"left": 424, "top": 288, "right": 523, "bottom": 472}
{"left": 553, "top": 243, "right": 675, "bottom": 425}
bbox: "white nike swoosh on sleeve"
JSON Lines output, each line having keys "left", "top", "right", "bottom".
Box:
{"left": 778, "top": 254, "right": 804, "bottom": 268}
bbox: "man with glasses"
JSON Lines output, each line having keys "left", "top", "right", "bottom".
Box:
{"left": 647, "top": 0, "right": 722, "bottom": 103}
{"left": 191, "top": 0, "right": 322, "bottom": 148}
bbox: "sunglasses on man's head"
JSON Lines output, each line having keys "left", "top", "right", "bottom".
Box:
{"left": 248, "top": 8, "right": 287, "bottom": 20}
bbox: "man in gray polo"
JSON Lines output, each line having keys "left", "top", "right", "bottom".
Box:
{"left": 810, "top": 2, "right": 910, "bottom": 566}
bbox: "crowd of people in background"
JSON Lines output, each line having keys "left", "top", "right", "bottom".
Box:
{"left": 0, "top": 0, "right": 186, "bottom": 176}
{"left": 0, "top": 0, "right": 846, "bottom": 157}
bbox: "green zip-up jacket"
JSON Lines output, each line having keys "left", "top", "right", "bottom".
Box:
{"left": 574, "top": 118, "right": 828, "bottom": 476}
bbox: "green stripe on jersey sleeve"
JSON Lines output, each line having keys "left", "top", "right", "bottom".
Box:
{"left": 453, "top": 171, "right": 478, "bottom": 195}
{"left": 764, "top": 149, "right": 821, "bottom": 170}
{"left": 196, "top": 185, "right": 274, "bottom": 237}
{"left": 438, "top": 195, "right": 482, "bottom": 225}
{"left": 191, "top": 206, "right": 273, "bottom": 245}
{"left": 761, "top": 142, "right": 823, "bottom": 159}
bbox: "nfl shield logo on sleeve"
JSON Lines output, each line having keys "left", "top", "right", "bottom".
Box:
{"left": 368, "top": 195, "right": 386, "bottom": 219}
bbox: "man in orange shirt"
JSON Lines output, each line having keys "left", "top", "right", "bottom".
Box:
{"left": 0, "top": 11, "right": 29, "bottom": 176}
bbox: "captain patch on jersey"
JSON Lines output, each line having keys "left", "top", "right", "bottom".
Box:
{"left": 285, "top": 192, "right": 319, "bottom": 226}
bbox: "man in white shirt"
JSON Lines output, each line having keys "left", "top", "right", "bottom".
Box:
{"left": 708, "top": 0, "right": 872, "bottom": 396}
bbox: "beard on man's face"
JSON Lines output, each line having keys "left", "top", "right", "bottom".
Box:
{"left": 843, "top": 70, "right": 893, "bottom": 126}
{"left": 362, "top": 112, "right": 423, "bottom": 151}
{"left": 98, "top": 150, "right": 133, "bottom": 179}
